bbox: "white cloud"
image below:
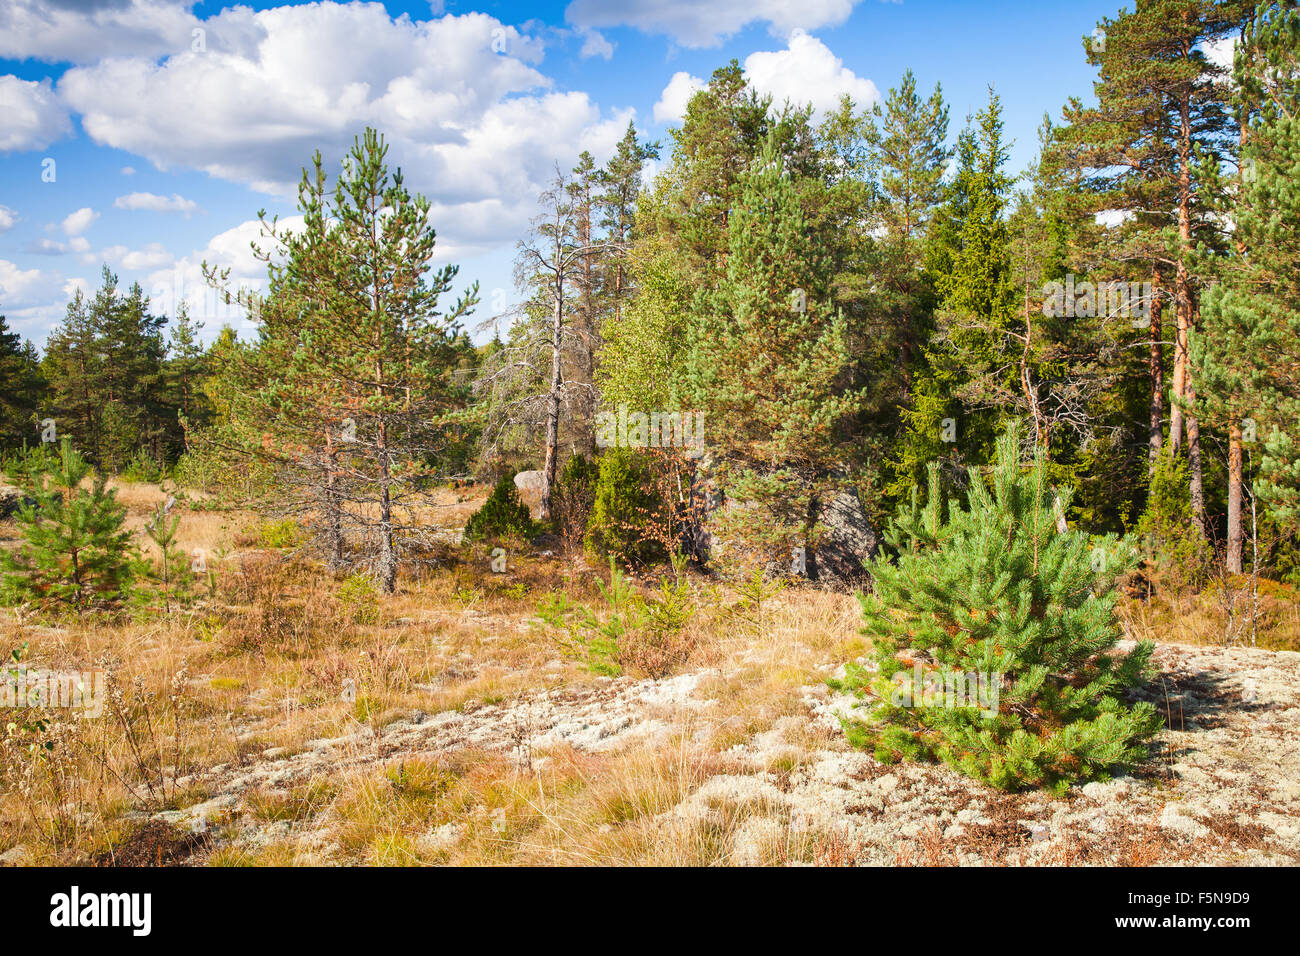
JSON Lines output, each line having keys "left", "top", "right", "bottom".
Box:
{"left": 1095, "top": 209, "right": 1132, "bottom": 229}
{"left": 0, "top": 259, "right": 84, "bottom": 341}
{"left": 566, "top": 0, "right": 860, "bottom": 48}
{"left": 0, "top": 0, "right": 202, "bottom": 65}
{"left": 743, "top": 31, "right": 879, "bottom": 118}
{"left": 0, "top": 259, "right": 51, "bottom": 303}
{"left": 0, "top": 75, "right": 72, "bottom": 152}
{"left": 1205, "top": 34, "right": 1236, "bottom": 72}
{"left": 56, "top": 5, "right": 621, "bottom": 250}
{"left": 62, "top": 207, "right": 100, "bottom": 236}
{"left": 103, "top": 241, "right": 175, "bottom": 270}
{"left": 579, "top": 28, "right": 615, "bottom": 59}
{"left": 654, "top": 71, "right": 704, "bottom": 124}
{"left": 0, "top": 206, "right": 17, "bottom": 233}
{"left": 121, "top": 166, "right": 137, "bottom": 176}
{"left": 145, "top": 216, "right": 306, "bottom": 333}
{"left": 114, "top": 191, "right": 202, "bottom": 215}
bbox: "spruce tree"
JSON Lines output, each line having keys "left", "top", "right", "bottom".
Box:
{"left": 840, "top": 424, "right": 1162, "bottom": 794}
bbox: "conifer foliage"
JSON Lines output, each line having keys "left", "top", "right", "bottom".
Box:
{"left": 1, "top": 439, "right": 133, "bottom": 613}
{"left": 840, "top": 425, "right": 1161, "bottom": 793}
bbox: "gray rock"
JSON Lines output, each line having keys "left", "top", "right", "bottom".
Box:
{"left": 513, "top": 469, "right": 546, "bottom": 513}
{"left": 811, "top": 488, "right": 879, "bottom": 590}
{"left": 0, "top": 483, "right": 29, "bottom": 519}
{"left": 0, "top": 845, "right": 27, "bottom": 866}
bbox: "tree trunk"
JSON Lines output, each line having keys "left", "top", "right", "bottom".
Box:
{"left": 1227, "top": 421, "right": 1244, "bottom": 574}
{"left": 1187, "top": 385, "right": 1205, "bottom": 535}
{"left": 541, "top": 286, "right": 564, "bottom": 522}
{"left": 1148, "top": 280, "right": 1164, "bottom": 472}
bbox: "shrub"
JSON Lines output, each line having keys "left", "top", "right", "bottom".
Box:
{"left": 463, "top": 475, "right": 538, "bottom": 542}
{"left": 837, "top": 425, "right": 1162, "bottom": 795}
{"left": 120, "top": 449, "right": 165, "bottom": 484}
{"left": 337, "top": 571, "right": 380, "bottom": 625}
{"left": 1135, "top": 451, "right": 1213, "bottom": 588}
{"left": 553, "top": 453, "right": 599, "bottom": 553}
{"left": 535, "top": 555, "right": 697, "bottom": 678}
{"left": 585, "top": 450, "right": 666, "bottom": 565}
{"left": 257, "top": 517, "right": 303, "bottom": 550}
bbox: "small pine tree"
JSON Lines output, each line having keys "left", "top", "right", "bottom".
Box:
{"left": 136, "top": 499, "right": 197, "bottom": 613}
{"left": 840, "top": 425, "right": 1161, "bottom": 794}
{"left": 1, "top": 439, "right": 133, "bottom": 612}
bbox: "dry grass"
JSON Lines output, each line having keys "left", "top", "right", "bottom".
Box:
{"left": 2, "top": 477, "right": 1295, "bottom": 867}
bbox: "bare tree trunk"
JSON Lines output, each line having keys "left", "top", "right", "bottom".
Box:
{"left": 541, "top": 283, "right": 564, "bottom": 522}
{"left": 324, "top": 438, "right": 344, "bottom": 569}
{"left": 1227, "top": 421, "right": 1244, "bottom": 574}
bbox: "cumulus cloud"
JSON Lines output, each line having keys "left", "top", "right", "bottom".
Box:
{"left": 61, "top": 207, "right": 100, "bottom": 236}
{"left": 652, "top": 34, "right": 877, "bottom": 127}
{"left": 653, "top": 71, "right": 704, "bottom": 124}
{"left": 145, "top": 217, "right": 305, "bottom": 332}
{"left": 0, "top": 259, "right": 84, "bottom": 340}
{"left": 743, "top": 30, "right": 879, "bottom": 118}
{"left": 57, "top": 4, "right": 624, "bottom": 249}
{"left": 102, "top": 241, "right": 175, "bottom": 270}
{"left": 566, "top": 0, "right": 860, "bottom": 48}
{"left": 114, "top": 191, "right": 201, "bottom": 215}
{"left": 0, "top": 0, "right": 201, "bottom": 64}
{"left": 0, "top": 206, "right": 18, "bottom": 233}
{"left": 0, "top": 76, "right": 73, "bottom": 151}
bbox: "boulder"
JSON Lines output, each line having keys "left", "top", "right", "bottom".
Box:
{"left": 810, "top": 488, "right": 879, "bottom": 590}
{"left": 0, "top": 483, "right": 28, "bottom": 519}
{"left": 513, "top": 469, "right": 547, "bottom": 514}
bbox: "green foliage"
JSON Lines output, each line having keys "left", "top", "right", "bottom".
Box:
{"left": 535, "top": 554, "right": 696, "bottom": 678}
{"left": 838, "top": 425, "right": 1162, "bottom": 794}
{"left": 0, "top": 314, "right": 44, "bottom": 452}
{"left": 1, "top": 439, "right": 133, "bottom": 613}
{"left": 462, "top": 475, "right": 538, "bottom": 542}
{"left": 585, "top": 450, "right": 665, "bottom": 564}
{"left": 135, "top": 499, "right": 198, "bottom": 613}
{"left": 337, "top": 571, "right": 380, "bottom": 625}
{"left": 1135, "top": 452, "right": 1213, "bottom": 586}
{"left": 41, "top": 268, "right": 180, "bottom": 472}
{"left": 121, "top": 448, "right": 166, "bottom": 484}
{"left": 553, "top": 453, "right": 600, "bottom": 549}
{"left": 256, "top": 517, "right": 303, "bottom": 550}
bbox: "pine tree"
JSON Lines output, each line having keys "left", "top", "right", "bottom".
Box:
{"left": 840, "top": 424, "right": 1162, "bottom": 794}
{"left": 683, "top": 135, "right": 862, "bottom": 565}
{"left": 866, "top": 71, "right": 950, "bottom": 392}
{"left": 1195, "top": 1, "right": 1300, "bottom": 558}
{"left": 0, "top": 313, "right": 43, "bottom": 451}
{"left": 1053, "top": 0, "right": 1253, "bottom": 534}
{"left": 1, "top": 439, "right": 133, "bottom": 613}
{"left": 205, "top": 129, "right": 478, "bottom": 590}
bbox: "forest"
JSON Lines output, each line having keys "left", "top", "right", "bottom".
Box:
{"left": 1, "top": 0, "right": 1298, "bottom": 868}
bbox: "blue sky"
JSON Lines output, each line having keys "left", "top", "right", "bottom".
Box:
{"left": 0, "top": 0, "right": 1123, "bottom": 348}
